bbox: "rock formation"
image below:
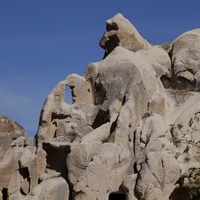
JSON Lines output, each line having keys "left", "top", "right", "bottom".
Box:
{"left": 1, "top": 13, "right": 200, "bottom": 200}
{"left": 0, "top": 114, "right": 27, "bottom": 159}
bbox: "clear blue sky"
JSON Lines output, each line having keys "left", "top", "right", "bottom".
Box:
{"left": 1, "top": 1, "right": 200, "bottom": 137}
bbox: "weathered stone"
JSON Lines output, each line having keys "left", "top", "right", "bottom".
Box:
{"left": 103, "top": 13, "right": 151, "bottom": 51}
{"left": 74, "top": 143, "right": 131, "bottom": 200}
{"left": 36, "top": 78, "right": 98, "bottom": 147}
{"left": 66, "top": 74, "right": 94, "bottom": 104}
{"left": 1, "top": 13, "right": 200, "bottom": 200}
{"left": 139, "top": 45, "right": 171, "bottom": 78}
{"left": 0, "top": 146, "right": 24, "bottom": 197}
{"left": 0, "top": 114, "right": 27, "bottom": 158}
{"left": 122, "top": 174, "right": 138, "bottom": 200}
{"left": 28, "top": 177, "right": 69, "bottom": 200}
{"left": 67, "top": 123, "right": 111, "bottom": 185}
{"left": 136, "top": 152, "right": 180, "bottom": 200}
{"left": 171, "top": 29, "right": 200, "bottom": 89}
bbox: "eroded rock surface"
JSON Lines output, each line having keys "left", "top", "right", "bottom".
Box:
{"left": 0, "top": 114, "right": 27, "bottom": 159}
{"left": 1, "top": 13, "right": 200, "bottom": 200}
{"left": 100, "top": 13, "right": 151, "bottom": 58}
{"left": 170, "top": 29, "right": 200, "bottom": 90}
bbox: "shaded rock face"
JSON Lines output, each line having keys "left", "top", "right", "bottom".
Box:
{"left": 1, "top": 13, "right": 200, "bottom": 200}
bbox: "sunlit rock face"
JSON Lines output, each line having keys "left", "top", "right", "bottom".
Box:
{"left": 0, "top": 114, "right": 27, "bottom": 159}
{"left": 170, "top": 29, "right": 200, "bottom": 90}
{"left": 1, "top": 13, "right": 200, "bottom": 200}
{"left": 99, "top": 13, "right": 151, "bottom": 58}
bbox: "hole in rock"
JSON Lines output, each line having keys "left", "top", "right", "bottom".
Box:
{"left": 160, "top": 75, "right": 171, "bottom": 88}
{"left": 109, "top": 192, "right": 127, "bottom": 200}
{"left": 19, "top": 167, "right": 30, "bottom": 179}
{"left": 110, "top": 116, "right": 118, "bottom": 135}
{"left": 133, "top": 162, "right": 138, "bottom": 174}
{"left": 19, "top": 167, "right": 31, "bottom": 195}
{"left": 51, "top": 113, "right": 71, "bottom": 121}
{"left": 122, "top": 95, "right": 126, "bottom": 106}
{"left": 106, "top": 22, "right": 119, "bottom": 31}
{"left": 94, "top": 82, "right": 106, "bottom": 105}
{"left": 65, "top": 86, "right": 72, "bottom": 104}
{"left": 2, "top": 188, "right": 8, "bottom": 200}
{"left": 92, "top": 109, "right": 109, "bottom": 129}
{"left": 43, "top": 143, "right": 69, "bottom": 176}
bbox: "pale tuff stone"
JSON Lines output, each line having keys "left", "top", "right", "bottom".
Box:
{"left": 0, "top": 114, "right": 27, "bottom": 159}
{"left": 29, "top": 177, "right": 69, "bottom": 200}
{"left": 171, "top": 29, "right": 200, "bottom": 90}
{"left": 1, "top": 13, "right": 200, "bottom": 200}
{"left": 101, "top": 13, "right": 151, "bottom": 54}
{"left": 139, "top": 45, "right": 172, "bottom": 78}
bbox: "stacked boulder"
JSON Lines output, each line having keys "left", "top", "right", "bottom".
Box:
{"left": 1, "top": 13, "right": 200, "bottom": 200}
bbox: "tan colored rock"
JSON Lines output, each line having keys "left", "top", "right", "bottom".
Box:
{"left": 136, "top": 152, "right": 180, "bottom": 200}
{"left": 68, "top": 46, "right": 173, "bottom": 199}
{"left": 99, "top": 13, "right": 151, "bottom": 58}
{"left": 171, "top": 101, "right": 200, "bottom": 179}
{"left": 0, "top": 146, "right": 23, "bottom": 197}
{"left": 177, "top": 71, "right": 194, "bottom": 81}
{"left": 2, "top": 13, "right": 200, "bottom": 200}
{"left": 139, "top": 45, "right": 171, "bottom": 78}
{"left": 36, "top": 77, "right": 97, "bottom": 147}
{"left": 55, "top": 121, "right": 80, "bottom": 142}
{"left": 66, "top": 73, "right": 94, "bottom": 104}
{"left": 166, "top": 90, "right": 200, "bottom": 125}
{"left": 36, "top": 80, "right": 72, "bottom": 145}
{"left": 0, "top": 138, "right": 46, "bottom": 199}
{"left": 122, "top": 174, "right": 138, "bottom": 200}
{"left": 0, "top": 114, "right": 27, "bottom": 158}
{"left": 171, "top": 29, "right": 200, "bottom": 89}
{"left": 74, "top": 143, "right": 131, "bottom": 200}
{"left": 67, "top": 123, "right": 111, "bottom": 185}
{"left": 28, "top": 177, "right": 69, "bottom": 200}
{"left": 19, "top": 146, "right": 34, "bottom": 168}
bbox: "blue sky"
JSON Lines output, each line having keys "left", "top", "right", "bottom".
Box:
{"left": 1, "top": 1, "right": 200, "bottom": 137}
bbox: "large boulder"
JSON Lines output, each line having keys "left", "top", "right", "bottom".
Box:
{"left": 25, "top": 177, "right": 69, "bottom": 200}
{"left": 99, "top": 13, "right": 151, "bottom": 58}
{"left": 170, "top": 29, "right": 200, "bottom": 89}
{"left": 139, "top": 45, "right": 172, "bottom": 79}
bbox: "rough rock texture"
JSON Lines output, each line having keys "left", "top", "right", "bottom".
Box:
{"left": 0, "top": 114, "right": 27, "bottom": 159}
{"left": 170, "top": 29, "right": 200, "bottom": 90}
{"left": 1, "top": 13, "right": 200, "bottom": 200}
{"left": 100, "top": 13, "right": 151, "bottom": 58}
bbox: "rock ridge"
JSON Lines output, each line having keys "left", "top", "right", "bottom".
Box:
{"left": 1, "top": 13, "right": 200, "bottom": 200}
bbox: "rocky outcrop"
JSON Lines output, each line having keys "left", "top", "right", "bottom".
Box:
{"left": 0, "top": 114, "right": 27, "bottom": 159}
{"left": 100, "top": 13, "right": 151, "bottom": 58}
{"left": 170, "top": 29, "right": 200, "bottom": 90}
{"left": 1, "top": 13, "right": 200, "bottom": 200}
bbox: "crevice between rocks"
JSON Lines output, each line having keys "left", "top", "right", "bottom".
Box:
{"left": 2, "top": 188, "right": 8, "bottom": 200}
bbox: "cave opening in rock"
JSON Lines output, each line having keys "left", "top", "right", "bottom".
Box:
{"left": 109, "top": 192, "right": 127, "bottom": 200}
{"left": 92, "top": 109, "right": 109, "bottom": 129}
{"left": 19, "top": 167, "right": 31, "bottom": 195}
{"left": 169, "top": 186, "right": 190, "bottom": 200}
{"left": 19, "top": 167, "right": 30, "bottom": 179}
{"left": 43, "top": 143, "right": 69, "bottom": 177}
{"left": 2, "top": 188, "right": 8, "bottom": 200}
